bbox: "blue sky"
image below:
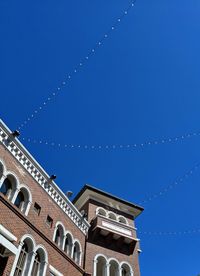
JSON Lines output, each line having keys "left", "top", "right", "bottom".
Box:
{"left": 1, "top": 0, "right": 200, "bottom": 275}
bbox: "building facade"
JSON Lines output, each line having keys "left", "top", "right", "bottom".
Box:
{"left": 0, "top": 119, "right": 143, "bottom": 276}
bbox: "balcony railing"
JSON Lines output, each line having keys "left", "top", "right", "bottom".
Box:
{"left": 90, "top": 215, "right": 139, "bottom": 254}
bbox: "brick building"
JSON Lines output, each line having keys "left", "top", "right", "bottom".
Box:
{"left": 0, "top": 119, "right": 143, "bottom": 276}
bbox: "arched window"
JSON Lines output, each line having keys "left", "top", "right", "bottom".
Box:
{"left": 14, "top": 187, "right": 30, "bottom": 214}
{"left": 0, "top": 178, "right": 12, "bottom": 198}
{"left": 110, "top": 260, "right": 119, "bottom": 276}
{"left": 64, "top": 233, "right": 73, "bottom": 256}
{"left": 14, "top": 242, "right": 28, "bottom": 276}
{"left": 31, "top": 251, "right": 41, "bottom": 276}
{"left": 96, "top": 207, "right": 107, "bottom": 217}
{"left": 121, "top": 263, "right": 132, "bottom": 276}
{"left": 31, "top": 248, "right": 47, "bottom": 276}
{"left": 54, "top": 225, "right": 64, "bottom": 248}
{"left": 14, "top": 191, "right": 24, "bottom": 209}
{"left": 118, "top": 216, "right": 128, "bottom": 225}
{"left": 96, "top": 256, "right": 107, "bottom": 276}
{"left": 0, "top": 174, "right": 17, "bottom": 200}
{"left": 14, "top": 238, "right": 34, "bottom": 276}
{"left": 72, "top": 241, "right": 81, "bottom": 265}
{"left": 54, "top": 228, "right": 61, "bottom": 246}
{"left": 108, "top": 212, "right": 117, "bottom": 221}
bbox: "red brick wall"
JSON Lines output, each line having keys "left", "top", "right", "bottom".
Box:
{"left": 0, "top": 196, "right": 84, "bottom": 276}
{"left": 0, "top": 143, "right": 142, "bottom": 276}
{"left": 0, "top": 144, "right": 85, "bottom": 275}
{"left": 82, "top": 200, "right": 141, "bottom": 276}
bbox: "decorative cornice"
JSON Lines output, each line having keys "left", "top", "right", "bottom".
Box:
{"left": 0, "top": 119, "right": 90, "bottom": 235}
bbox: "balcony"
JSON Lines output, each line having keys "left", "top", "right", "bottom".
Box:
{"left": 90, "top": 215, "right": 139, "bottom": 254}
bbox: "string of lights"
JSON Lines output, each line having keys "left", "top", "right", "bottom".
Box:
{"left": 20, "top": 130, "right": 200, "bottom": 151}
{"left": 20, "top": 135, "right": 200, "bottom": 205}
{"left": 139, "top": 228, "right": 200, "bottom": 236}
{"left": 139, "top": 162, "right": 200, "bottom": 205}
{"left": 17, "top": 0, "right": 136, "bottom": 131}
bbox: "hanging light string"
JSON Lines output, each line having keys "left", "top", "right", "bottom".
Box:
{"left": 139, "top": 228, "right": 200, "bottom": 236}
{"left": 20, "top": 130, "right": 200, "bottom": 151}
{"left": 17, "top": 0, "right": 136, "bottom": 131}
{"left": 20, "top": 136, "right": 200, "bottom": 205}
{"left": 139, "top": 162, "right": 200, "bottom": 205}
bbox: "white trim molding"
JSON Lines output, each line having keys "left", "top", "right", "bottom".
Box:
{"left": 49, "top": 264, "right": 63, "bottom": 276}
{"left": 0, "top": 119, "right": 90, "bottom": 235}
{"left": 10, "top": 234, "right": 48, "bottom": 276}
{"left": 94, "top": 254, "right": 134, "bottom": 276}
{"left": 0, "top": 234, "right": 18, "bottom": 256}
{"left": 0, "top": 224, "right": 17, "bottom": 242}
{"left": 96, "top": 207, "right": 130, "bottom": 226}
{"left": 102, "top": 221, "right": 132, "bottom": 236}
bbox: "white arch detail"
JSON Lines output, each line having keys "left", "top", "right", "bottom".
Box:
{"left": 11, "top": 234, "right": 48, "bottom": 276}
{"left": 0, "top": 170, "right": 32, "bottom": 216}
{"left": 94, "top": 254, "right": 108, "bottom": 276}
{"left": 3, "top": 171, "right": 20, "bottom": 190}
{"left": 0, "top": 158, "right": 6, "bottom": 178}
{"left": 109, "top": 258, "right": 120, "bottom": 276}
{"left": 0, "top": 170, "right": 20, "bottom": 201}
{"left": 18, "top": 184, "right": 32, "bottom": 202}
{"left": 20, "top": 233, "right": 36, "bottom": 249}
{"left": 55, "top": 221, "right": 66, "bottom": 231}
{"left": 16, "top": 234, "right": 36, "bottom": 276}
{"left": 95, "top": 208, "right": 129, "bottom": 226}
{"left": 96, "top": 207, "right": 107, "bottom": 217}
{"left": 93, "top": 255, "right": 134, "bottom": 276}
{"left": 120, "top": 261, "right": 133, "bottom": 276}
{"left": 64, "top": 230, "right": 74, "bottom": 256}
{"left": 65, "top": 230, "right": 74, "bottom": 246}
{"left": 53, "top": 222, "right": 83, "bottom": 266}
{"left": 107, "top": 211, "right": 117, "bottom": 221}
{"left": 108, "top": 257, "right": 120, "bottom": 265}
{"left": 117, "top": 216, "right": 128, "bottom": 225}
{"left": 34, "top": 244, "right": 48, "bottom": 263}
{"left": 72, "top": 239, "right": 82, "bottom": 265}
{"left": 94, "top": 253, "right": 108, "bottom": 262}
{"left": 53, "top": 222, "right": 65, "bottom": 249}
{"left": 34, "top": 244, "right": 48, "bottom": 276}
{"left": 12, "top": 183, "right": 32, "bottom": 216}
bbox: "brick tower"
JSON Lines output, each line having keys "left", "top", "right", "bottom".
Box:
{"left": 73, "top": 185, "right": 144, "bottom": 276}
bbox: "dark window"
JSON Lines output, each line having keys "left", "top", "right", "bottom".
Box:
{"left": 64, "top": 234, "right": 73, "bottom": 256}
{"left": 0, "top": 244, "right": 6, "bottom": 255}
{"left": 64, "top": 236, "right": 68, "bottom": 251}
{"left": 55, "top": 228, "right": 61, "bottom": 245}
{"left": 0, "top": 178, "right": 12, "bottom": 197}
{"left": 73, "top": 242, "right": 80, "bottom": 263}
{"left": 14, "top": 242, "right": 28, "bottom": 276}
{"left": 33, "top": 202, "right": 41, "bottom": 216}
{"left": 121, "top": 267, "right": 131, "bottom": 276}
{"left": 46, "top": 215, "right": 53, "bottom": 228}
{"left": 14, "top": 191, "right": 25, "bottom": 209}
{"left": 73, "top": 245, "right": 77, "bottom": 260}
{"left": 0, "top": 256, "right": 8, "bottom": 275}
